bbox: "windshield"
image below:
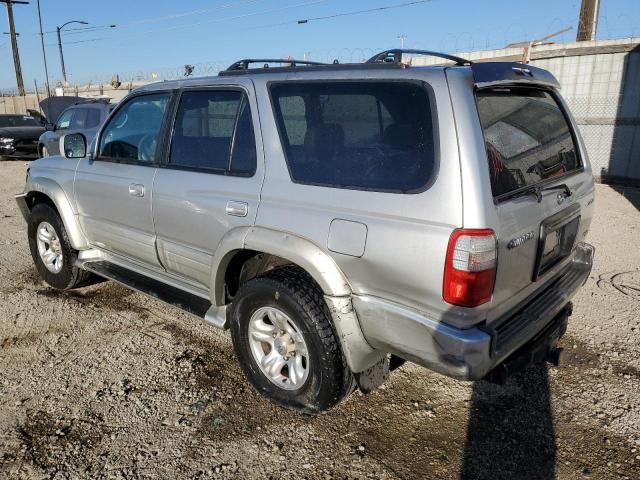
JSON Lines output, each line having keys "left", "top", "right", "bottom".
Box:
{"left": 0, "top": 115, "right": 40, "bottom": 128}
{"left": 476, "top": 87, "right": 580, "bottom": 198}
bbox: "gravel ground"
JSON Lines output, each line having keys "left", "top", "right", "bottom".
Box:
{"left": 0, "top": 160, "right": 639, "bottom": 480}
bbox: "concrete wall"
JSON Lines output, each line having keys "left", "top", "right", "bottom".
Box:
{"left": 0, "top": 93, "right": 42, "bottom": 115}
{"left": 0, "top": 83, "right": 140, "bottom": 117}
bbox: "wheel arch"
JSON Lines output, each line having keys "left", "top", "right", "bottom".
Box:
{"left": 211, "top": 226, "right": 352, "bottom": 307}
{"left": 20, "top": 178, "right": 89, "bottom": 250}
{"left": 211, "top": 227, "right": 384, "bottom": 373}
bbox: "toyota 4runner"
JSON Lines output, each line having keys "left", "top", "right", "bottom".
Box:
{"left": 15, "top": 50, "right": 595, "bottom": 413}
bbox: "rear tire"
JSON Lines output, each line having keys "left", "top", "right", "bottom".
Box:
{"left": 28, "top": 203, "right": 95, "bottom": 290}
{"left": 230, "top": 266, "right": 353, "bottom": 414}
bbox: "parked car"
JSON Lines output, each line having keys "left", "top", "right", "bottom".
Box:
{"left": 15, "top": 50, "right": 595, "bottom": 413}
{"left": 0, "top": 114, "right": 46, "bottom": 160}
{"left": 38, "top": 99, "right": 114, "bottom": 157}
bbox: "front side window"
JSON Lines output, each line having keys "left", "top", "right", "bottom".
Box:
{"left": 170, "top": 90, "right": 256, "bottom": 175}
{"left": 476, "top": 87, "right": 580, "bottom": 198}
{"left": 98, "top": 93, "right": 169, "bottom": 163}
{"left": 56, "top": 109, "right": 74, "bottom": 131}
{"left": 271, "top": 81, "right": 436, "bottom": 193}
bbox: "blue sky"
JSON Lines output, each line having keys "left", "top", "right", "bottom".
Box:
{"left": 1, "top": 0, "right": 639, "bottom": 90}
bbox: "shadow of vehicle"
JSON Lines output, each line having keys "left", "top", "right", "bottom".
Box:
{"left": 460, "top": 364, "right": 556, "bottom": 480}
{"left": 610, "top": 184, "right": 640, "bottom": 212}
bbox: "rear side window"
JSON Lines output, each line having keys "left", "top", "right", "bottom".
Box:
{"left": 170, "top": 90, "right": 256, "bottom": 175}
{"left": 476, "top": 87, "right": 580, "bottom": 198}
{"left": 271, "top": 81, "right": 436, "bottom": 193}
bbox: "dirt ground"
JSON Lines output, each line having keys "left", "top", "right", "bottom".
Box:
{"left": 0, "top": 160, "right": 639, "bottom": 480}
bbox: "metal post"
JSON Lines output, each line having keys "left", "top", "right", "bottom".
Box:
{"left": 1, "top": 0, "right": 28, "bottom": 96}
{"left": 57, "top": 26, "right": 67, "bottom": 82}
{"left": 34, "top": 79, "right": 42, "bottom": 114}
{"left": 577, "top": 0, "right": 601, "bottom": 41}
{"left": 36, "top": 0, "right": 50, "bottom": 96}
{"left": 56, "top": 20, "right": 89, "bottom": 83}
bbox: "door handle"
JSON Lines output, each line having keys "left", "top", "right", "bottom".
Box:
{"left": 128, "top": 183, "right": 145, "bottom": 197}
{"left": 225, "top": 201, "right": 248, "bottom": 217}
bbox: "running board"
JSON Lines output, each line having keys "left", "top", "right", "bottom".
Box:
{"left": 81, "top": 260, "right": 228, "bottom": 329}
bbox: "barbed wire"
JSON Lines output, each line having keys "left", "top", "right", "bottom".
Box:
{"left": 1, "top": 18, "right": 639, "bottom": 96}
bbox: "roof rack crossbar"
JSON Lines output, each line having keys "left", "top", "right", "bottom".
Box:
{"left": 225, "top": 58, "right": 328, "bottom": 72}
{"left": 366, "top": 49, "right": 472, "bottom": 66}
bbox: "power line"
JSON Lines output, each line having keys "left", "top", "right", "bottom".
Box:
{"left": 114, "top": 0, "right": 265, "bottom": 28}
{"left": 297, "top": 0, "right": 432, "bottom": 24}
{"left": 36, "top": 0, "right": 265, "bottom": 36}
{"left": 50, "top": 0, "right": 432, "bottom": 49}
{"left": 45, "top": 0, "right": 334, "bottom": 47}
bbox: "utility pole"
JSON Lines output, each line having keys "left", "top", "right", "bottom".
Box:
{"left": 576, "top": 0, "right": 601, "bottom": 41}
{"left": 1, "top": 0, "right": 28, "bottom": 96}
{"left": 56, "top": 26, "right": 66, "bottom": 83}
{"left": 36, "top": 0, "right": 50, "bottom": 96}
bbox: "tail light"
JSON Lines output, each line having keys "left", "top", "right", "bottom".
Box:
{"left": 443, "top": 229, "right": 497, "bottom": 307}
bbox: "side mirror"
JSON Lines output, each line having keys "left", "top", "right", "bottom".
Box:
{"left": 60, "top": 133, "right": 87, "bottom": 159}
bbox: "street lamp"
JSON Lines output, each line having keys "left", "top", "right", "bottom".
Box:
{"left": 56, "top": 20, "right": 88, "bottom": 83}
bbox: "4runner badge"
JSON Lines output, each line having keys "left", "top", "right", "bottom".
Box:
{"left": 507, "top": 231, "right": 534, "bottom": 249}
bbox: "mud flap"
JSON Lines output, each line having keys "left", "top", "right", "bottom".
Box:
{"left": 354, "top": 355, "right": 390, "bottom": 394}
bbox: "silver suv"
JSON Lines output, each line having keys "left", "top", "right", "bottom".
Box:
{"left": 16, "top": 50, "right": 595, "bottom": 413}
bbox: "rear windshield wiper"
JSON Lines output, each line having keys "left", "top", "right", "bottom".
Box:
{"left": 534, "top": 183, "right": 572, "bottom": 203}
{"left": 495, "top": 183, "right": 572, "bottom": 204}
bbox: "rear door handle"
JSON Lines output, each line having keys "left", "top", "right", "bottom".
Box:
{"left": 128, "top": 183, "right": 145, "bottom": 197}
{"left": 225, "top": 201, "right": 248, "bottom": 217}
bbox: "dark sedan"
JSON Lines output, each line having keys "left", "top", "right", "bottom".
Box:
{"left": 0, "top": 114, "right": 46, "bottom": 160}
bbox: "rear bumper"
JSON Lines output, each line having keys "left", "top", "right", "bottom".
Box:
{"left": 354, "top": 242, "right": 594, "bottom": 380}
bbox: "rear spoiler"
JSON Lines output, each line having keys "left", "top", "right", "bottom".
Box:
{"left": 471, "top": 62, "right": 560, "bottom": 89}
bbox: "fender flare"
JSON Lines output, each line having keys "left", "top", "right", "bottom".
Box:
{"left": 210, "top": 226, "right": 383, "bottom": 372}
{"left": 23, "top": 177, "right": 89, "bottom": 250}
{"left": 210, "top": 226, "right": 351, "bottom": 306}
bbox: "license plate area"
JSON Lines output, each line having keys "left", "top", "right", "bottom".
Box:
{"left": 533, "top": 204, "right": 580, "bottom": 281}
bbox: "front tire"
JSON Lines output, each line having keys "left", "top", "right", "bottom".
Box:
{"left": 28, "top": 203, "right": 94, "bottom": 290}
{"left": 230, "top": 266, "right": 353, "bottom": 414}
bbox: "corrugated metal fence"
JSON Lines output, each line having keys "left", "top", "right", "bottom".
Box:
{"left": 534, "top": 41, "right": 640, "bottom": 184}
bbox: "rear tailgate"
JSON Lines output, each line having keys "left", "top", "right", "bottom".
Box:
{"left": 474, "top": 77, "right": 595, "bottom": 325}
{"left": 445, "top": 63, "right": 595, "bottom": 330}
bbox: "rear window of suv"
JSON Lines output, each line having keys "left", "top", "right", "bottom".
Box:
{"left": 271, "top": 81, "right": 436, "bottom": 193}
{"left": 476, "top": 87, "right": 580, "bottom": 199}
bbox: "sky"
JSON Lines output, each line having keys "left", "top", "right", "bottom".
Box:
{"left": 1, "top": 0, "right": 639, "bottom": 91}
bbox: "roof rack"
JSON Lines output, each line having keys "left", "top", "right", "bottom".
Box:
{"left": 366, "top": 49, "right": 472, "bottom": 66}
{"left": 79, "top": 97, "right": 112, "bottom": 104}
{"left": 222, "top": 58, "right": 328, "bottom": 74}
